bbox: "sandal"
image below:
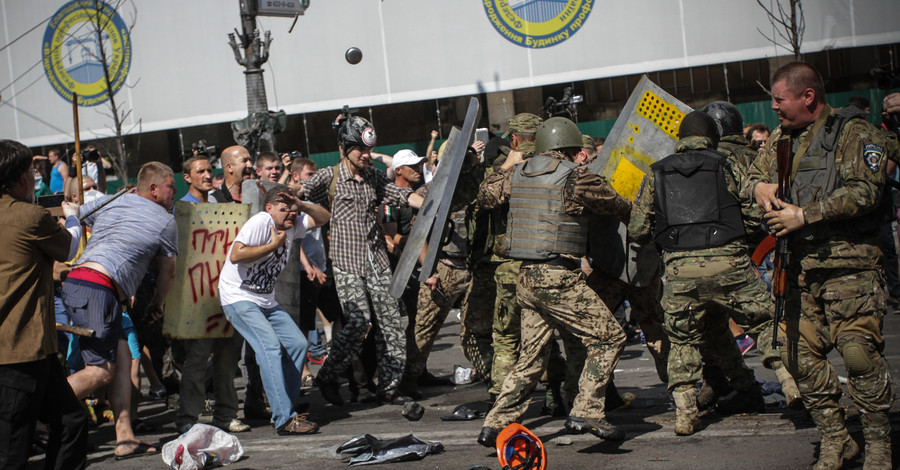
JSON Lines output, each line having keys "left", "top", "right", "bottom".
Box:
{"left": 301, "top": 374, "right": 315, "bottom": 390}
{"left": 114, "top": 441, "right": 159, "bottom": 460}
{"left": 277, "top": 414, "right": 319, "bottom": 435}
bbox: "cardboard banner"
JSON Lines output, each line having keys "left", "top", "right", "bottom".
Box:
{"left": 163, "top": 202, "right": 250, "bottom": 339}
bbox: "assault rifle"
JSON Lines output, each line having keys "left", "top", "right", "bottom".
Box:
{"left": 771, "top": 138, "right": 793, "bottom": 348}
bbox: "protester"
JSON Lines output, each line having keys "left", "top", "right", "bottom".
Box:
{"left": 63, "top": 161, "right": 177, "bottom": 459}
{"left": 0, "top": 139, "right": 87, "bottom": 470}
{"left": 218, "top": 185, "right": 330, "bottom": 435}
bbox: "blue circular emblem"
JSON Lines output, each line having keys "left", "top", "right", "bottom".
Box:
{"left": 42, "top": 0, "right": 132, "bottom": 107}
{"left": 483, "top": 0, "right": 593, "bottom": 48}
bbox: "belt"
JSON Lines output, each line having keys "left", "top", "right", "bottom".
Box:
{"left": 522, "top": 256, "right": 580, "bottom": 271}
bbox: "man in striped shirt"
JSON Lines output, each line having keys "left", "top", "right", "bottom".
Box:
{"left": 63, "top": 162, "right": 178, "bottom": 459}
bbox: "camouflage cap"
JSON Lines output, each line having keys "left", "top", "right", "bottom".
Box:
{"left": 501, "top": 113, "right": 542, "bottom": 138}
{"left": 581, "top": 134, "right": 594, "bottom": 149}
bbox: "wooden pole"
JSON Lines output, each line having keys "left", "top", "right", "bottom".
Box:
{"left": 72, "top": 93, "right": 84, "bottom": 205}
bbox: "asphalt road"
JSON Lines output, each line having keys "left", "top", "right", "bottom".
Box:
{"left": 30, "top": 309, "right": 900, "bottom": 469}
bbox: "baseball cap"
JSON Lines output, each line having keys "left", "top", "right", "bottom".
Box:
{"left": 392, "top": 149, "right": 426, "bottom": 171}
{"left": 501, "top": 113, "right": 543, "bottom": 138}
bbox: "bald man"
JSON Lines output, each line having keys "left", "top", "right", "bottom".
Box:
{"left": 211, "top": 146, "right": 253, "bottom": 203}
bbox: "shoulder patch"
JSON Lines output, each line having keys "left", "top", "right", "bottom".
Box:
{"left": 864, "top": 143, "right": 885, "bottom": 173}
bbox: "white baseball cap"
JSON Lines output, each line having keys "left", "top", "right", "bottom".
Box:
{"left": 391, "top": 149, "right": 426, "bottom": 171}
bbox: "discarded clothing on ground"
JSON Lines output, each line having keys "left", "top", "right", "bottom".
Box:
{"left": 337, "top": 433, "right": 443, "bottom": 466}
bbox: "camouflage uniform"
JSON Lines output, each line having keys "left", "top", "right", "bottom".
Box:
{"left": 585, "top": 272, "right": 669, "bottom": 383}
{"left": 404, "top": 259, "right": 472, "bottom": 381}
{"left": 484, "top": 117, "right": 540, "bottom": 397}
{"left": 746, "top": 104, "right": 894, "bottom": 467}
{"left": 459, "top": 261, "right": 496, "bottom": 382}
{"left": 629, "top": 135, "right": 766, "bottom": 434}
{"left": 481, "top": 149, "right": 631, "bottom": 432}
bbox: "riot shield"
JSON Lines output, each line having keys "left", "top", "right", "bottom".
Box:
{"left": 163, "top": 202, "right": 250, "bottom": 339}
{"left": 389, "top": 97, "right": 481, "bottom": 298}
{"left": 586, "top": 75, "right": 691, "bottom": 286}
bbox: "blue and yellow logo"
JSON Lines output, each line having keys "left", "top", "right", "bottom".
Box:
{"left": 483, "top": 0, "right": 593, "bottom": 49}
{"left": 42, "top": 0, "right": 131, "bottom": 107}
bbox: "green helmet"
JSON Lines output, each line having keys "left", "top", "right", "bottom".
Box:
{"left": 534, "top": 116, "right": 583, "bottom": 155}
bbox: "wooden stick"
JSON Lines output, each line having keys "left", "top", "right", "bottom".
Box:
{"left": 72, "top": 93, "right": 84, "bottom": 205}
{"left": 72, "top": 93, "right": 87, "bottom": 247}
{"left": 56, "top": 322, "right": 95, "bottom": 338}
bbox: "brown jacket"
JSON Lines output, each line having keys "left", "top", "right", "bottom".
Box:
{"left": 0, "top": 194, "right": 72, "bottom": 365}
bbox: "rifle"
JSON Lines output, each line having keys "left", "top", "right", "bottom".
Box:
{"left": 771, "top": 138, "right": 793, "bottom": 348}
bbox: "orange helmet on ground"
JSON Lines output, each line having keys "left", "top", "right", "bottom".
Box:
{"left": 495, "top": 423, "right": 547, "bottom": 470}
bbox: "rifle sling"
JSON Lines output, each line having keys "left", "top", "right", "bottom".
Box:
{"left": 789, "top": 104, "right": 832, "bottom": 180}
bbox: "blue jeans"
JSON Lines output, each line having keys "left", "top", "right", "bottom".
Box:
{"left": 222, "top": 301, "right": 308, "bottom": 430}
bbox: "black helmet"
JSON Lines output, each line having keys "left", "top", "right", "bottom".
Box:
{"left": 699, "top": 101, "right": 743, "bottom": 137}
{"left": 678, "top": 111, "right": 720, "bottom": 148}
{"left": 338, "top": 116, "right": 377, "bottom": 150}
{"left": 534, "top": 116, "right": 583, "bottom": 155}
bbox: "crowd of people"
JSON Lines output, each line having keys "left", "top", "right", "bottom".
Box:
{"left": 2, "top": 61, "right": 899, "bottom": 470}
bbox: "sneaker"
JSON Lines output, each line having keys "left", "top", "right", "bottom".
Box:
{"left": 277, "top": 414, "right": 319, "bottom": 435}
{"left": 736, "top": 335, "right": 756, "bottom": 356}
{"left": 148, "top": 384, "right": 166, "bottom": 400}
{"left": 213, "top": 418, "right": 251, "bottom": 433}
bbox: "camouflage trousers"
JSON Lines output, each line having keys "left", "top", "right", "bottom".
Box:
{"left": 781, "top": 265, "right": 894, "bottom": 434}
{"left": 490, "top": 259, "right": 522, "bottom": 395}
{"left": 662, "top": 257, "right": 761, "bottom": 393}
{"left": 586, "top": 271, "right": 670, "bottom": 383}
{"left": 318, "top": 263, "right": 406, "bottom": 393}
{"left": 484, "top": 263, "right": 625, "bottom": 430}
{"left": 403, "top": 259, "right": 472, "bottom": 381}
{"left": 459, "top": 261, "right": 497, "bottom": 384}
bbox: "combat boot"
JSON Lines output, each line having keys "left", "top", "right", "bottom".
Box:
{"left": 672, "top": 389, "right": 701, "bottom": 436}
{"left": 715, "top": 382, "right": 765, "bottom": 415}
{"left": 773, "top": 365, "right": 803, "bottom": 409}
{"left": 813, "top": 428, "right": 860, "bottom": 470}
{"left": 861, "top": 412, "right": 892, "bottom": 470}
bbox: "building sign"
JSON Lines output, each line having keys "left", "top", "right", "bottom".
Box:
{"left": 42, "top": 0, "right": 132, "bottom": 107}
{"left": 483, "top": 0, "right": 593, "bottom": 48}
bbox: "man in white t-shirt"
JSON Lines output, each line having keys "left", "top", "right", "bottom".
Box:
{"left": 218, "top": 185, "right": 329, "bottom": 435}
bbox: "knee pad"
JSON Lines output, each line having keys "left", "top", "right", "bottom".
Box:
{"left": 841, "top": 343, "right": 875, "bottom": 377}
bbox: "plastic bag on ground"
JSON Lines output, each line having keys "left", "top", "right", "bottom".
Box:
{"left": 451, "top": 365, "right": 477, "bottom": 385}
{"left": 337, "top": 434, "right": 443, "bottom": 466}
{"left": 162, "top": 423, "right": 243, "bottom": 470}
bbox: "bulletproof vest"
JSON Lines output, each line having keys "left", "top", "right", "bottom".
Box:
{"left": 506, "top": 154, "right": 588, "bottom": 260}
{"left": 491, "top": 141, "right": 535, "bottom": 258}
{"left": 789, "top": 106, "right": 882, "bottom": 240}
{"left": 441, "top": 209, "right": 469, "bottom": 258}
{"left": 651, "top": 148, "right": 745, "bottom": 251}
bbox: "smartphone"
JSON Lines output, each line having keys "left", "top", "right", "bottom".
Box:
{"left": 474, "top": 128, "right": 489, "bottom": 144}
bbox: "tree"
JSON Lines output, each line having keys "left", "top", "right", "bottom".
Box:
{"left": 756, "top": 0, "right": 805, "bottom": 61}
{"left": 80, "top": 0, "right": 139, "bottom": 185}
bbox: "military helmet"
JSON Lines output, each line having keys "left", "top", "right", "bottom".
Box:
{"left": 699, "top": 101, "right": 744, "bottom": 137}
{"left": 534, "top": 116, "right": 583, "bottom": 155}
{"left": 338, "top": 116, "right": 377, "bottom": 150}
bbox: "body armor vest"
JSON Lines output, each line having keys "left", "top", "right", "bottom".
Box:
{"left": 506, "top": 155, "right": 588, "bottom": 260}
{"left": 441, "top": 209, "right": 469, "bottom": 258}
{"left": 789, "top": 106, "right": 882, "bottom": 240}
{"left": 651, "top": 148, "right": 745, "bottom": 251}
